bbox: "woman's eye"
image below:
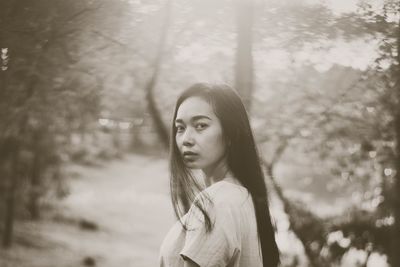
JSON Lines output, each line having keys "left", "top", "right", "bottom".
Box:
{"left": 195, "top": 123, "right": 208, "bottom": 130}
{"left": 176, "top": 125, "right": 185, "bottom": 133}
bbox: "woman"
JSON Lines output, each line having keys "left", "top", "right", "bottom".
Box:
{"left": 160, "top": 83, "right": 279, "bottom": 267}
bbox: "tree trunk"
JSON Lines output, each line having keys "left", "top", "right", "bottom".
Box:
{"left": 235, "top": 0, "right": 254, "bottom": 110}
{"left": 2, "top": 139, "right": 19, "bottom": 248}
{"left": 28, "top": 150, "right": 41, "bottom": 220}
{"left": 144, "top": 0, "right": 172, "bottom": 150}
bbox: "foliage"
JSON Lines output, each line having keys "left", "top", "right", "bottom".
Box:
{"left": 0, "top": 0, "right": 399, "bottom": 265}
{"left": 0, "top": 0, "right": 134, "bottom": 246}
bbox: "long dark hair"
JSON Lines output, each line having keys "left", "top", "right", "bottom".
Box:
{"left": 169, "top": 83, "right": 280, "bottom": 267}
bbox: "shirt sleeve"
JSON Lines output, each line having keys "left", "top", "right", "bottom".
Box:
{"left": 180, "top": 197, "right": 240, "bottom": 267}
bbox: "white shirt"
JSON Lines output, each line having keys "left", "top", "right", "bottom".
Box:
{"left": 159, "top": 180, "right": 263, "bottom": 267}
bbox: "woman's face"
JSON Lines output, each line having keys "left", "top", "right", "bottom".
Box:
{"left": 175, "top": 96, "right": 227, "bottom": 173}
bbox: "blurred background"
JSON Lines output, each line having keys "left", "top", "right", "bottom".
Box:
{"left": 0, "top": 0, "right": 399, "bottom": 266}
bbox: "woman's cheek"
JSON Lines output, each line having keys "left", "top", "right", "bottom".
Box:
{"left": 175, "top": 136, "right": 183, "bottom": 151}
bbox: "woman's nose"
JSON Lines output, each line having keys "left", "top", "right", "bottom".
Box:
{"left": 182, "top": 129, "right": 194, "bottom": 146}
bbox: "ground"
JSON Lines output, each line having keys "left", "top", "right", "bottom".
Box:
{"left": 0, "top": 153, "right": 306, "bottom": 267}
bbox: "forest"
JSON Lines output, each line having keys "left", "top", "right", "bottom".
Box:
{"left": 0, "top": 0, "right": 399, "bottom": 266}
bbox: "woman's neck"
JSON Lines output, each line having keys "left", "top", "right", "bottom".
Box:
{"left": 202, "top": 158, "right": 231, "bottom": 187}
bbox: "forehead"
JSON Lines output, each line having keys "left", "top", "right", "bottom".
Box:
{"left": 176, "top": 96, "right": 215, "bottom": 120}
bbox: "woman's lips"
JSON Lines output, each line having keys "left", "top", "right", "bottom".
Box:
{"left": 183, "top": 151, "right": 199, "bottom": 161}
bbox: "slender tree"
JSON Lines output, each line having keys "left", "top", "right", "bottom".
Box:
{"left": 234, "top": 0, "right": 254, "bottom": 110}
{"left": 1, "top": 138, "right": 19, "bottom": 248}
{"left": 144, "top": 0, "right": 172, "bottom": 149}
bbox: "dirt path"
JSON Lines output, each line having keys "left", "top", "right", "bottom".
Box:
{"left": 1, "top": 154, "right": 174, "bottom": 267}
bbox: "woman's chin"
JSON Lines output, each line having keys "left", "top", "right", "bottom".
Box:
{"left": 184, "top": 163, "right": 199, "bottom": 169}
{"left": 183, "top": 160, "right": 202, "bottom": 169}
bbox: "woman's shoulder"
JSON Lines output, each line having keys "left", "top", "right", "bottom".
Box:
{"left": 185, "top": 180, "right": 251, "bottom": 227}
{"left": 202, "top": 180, "right": 250, "bottom": 206}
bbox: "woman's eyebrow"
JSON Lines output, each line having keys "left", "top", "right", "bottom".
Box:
{"left": 175, "top": 115, "right": 211, "bottom": 124}
{"left": 192, "top": 115, "right": 211, "bottom": 121}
